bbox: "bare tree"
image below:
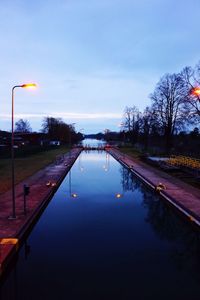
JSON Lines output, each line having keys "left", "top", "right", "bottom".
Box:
{"left": 150, "top": 73, "right": 187, "bottom": 153}
{"left": 181, "top": 64, "right": 200, "bottom": 117}
{"left": 15, "top": 119, "right": 32, "bottom": 133}
{"left": 42, "top": 117, "right": 62, "bottom": 139}
{"left": 123, "top": 107, "right": 133, "bottom": 132}
{"left": 123, "top": 106, "right": 140, "bottom": 144}
{"left": 139, "top": 107, "right": 154, "bottom": 150}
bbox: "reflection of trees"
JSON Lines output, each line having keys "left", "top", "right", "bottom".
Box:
{"left": 143, "top": 191, "right": 182, "bottom": 241}
{"left": 120, "top": 165, "right": 200, "bottom": 274}
{"left": 119, "top": 164, "right": 200, "bottom": 279}
{"left": 120, "top": 166, "right": 141, "bottom": 192}
{"left": 142, "top": 190, "right": 200, "bottom": 280}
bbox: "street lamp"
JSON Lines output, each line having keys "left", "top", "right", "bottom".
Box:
{"left": 190, "top": 87, "right": 200, "bottom": 96}
{"left": 69, "top": 123, "right": 76, "bottom": 158}
{"left": 10, "top": 83, "right": 36, "bottom": 219}
{"left": 119, "top": 122, "right": 126, "bottom": 146}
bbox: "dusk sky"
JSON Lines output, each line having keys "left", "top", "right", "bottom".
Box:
{"left": 1, "top": 0, "right": 200, "bottom": 134}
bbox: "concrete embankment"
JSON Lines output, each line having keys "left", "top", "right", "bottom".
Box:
{"left": 107, "top": 147, "right": 200, "bottom": 227}
{"left": 0, "top": 147, "right": 82, "bottom": 275}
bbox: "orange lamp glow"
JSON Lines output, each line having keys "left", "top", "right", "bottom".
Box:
{"left": 191, "top": 87, "right": 200, "bottom": 96}
{"left": 21, "top": 83, "right": 37, "bottom": 89}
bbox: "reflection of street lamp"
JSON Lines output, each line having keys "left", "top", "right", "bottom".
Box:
{"left": 78, "top": 153, "right": 84, "bottom": 172}
{"left": 103, "top": 153, "right": 110, "bottom": 172}
{"left": 71, "top": 193, "right": 78, "bottom": 198}
{"left": 115, "top": 193, "right": 123, "bottom": 198}
{"left": 10, "top": 83, "right": 37, "bottom": 219}
{"left": 68, "top": 170, "right": 78, "bottom": 199}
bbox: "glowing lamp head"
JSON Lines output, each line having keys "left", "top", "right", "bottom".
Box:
{"left": 21, "top": 83, "right": 37, "bottom": 89}
{"left": 191, "top": 87, "right": 200, "bottom": 96}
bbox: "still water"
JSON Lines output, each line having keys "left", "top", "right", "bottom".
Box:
{"left": 1, "top": 151, "right": 200, "bottom": 300}
{"left": 81, "top": 138, "right": 106, "bottom": 147}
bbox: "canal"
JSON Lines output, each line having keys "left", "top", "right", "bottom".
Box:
{"left": 1, "top": 150, "right": 200, "bottom": 299}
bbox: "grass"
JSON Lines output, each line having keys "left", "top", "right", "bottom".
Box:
{"left": 0, "top": 146, "right": 69, "bottom": 194}
{"left": 118, "top": 147, "right": 143, "bottom": 159}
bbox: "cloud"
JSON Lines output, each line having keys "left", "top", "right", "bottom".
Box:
{"left": 0, "top": 112, "right": 122, "bottom": 121}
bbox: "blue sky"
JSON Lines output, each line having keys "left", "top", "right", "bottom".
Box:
{"left": 1, "top": 0, "right": 200, "bottom": 134}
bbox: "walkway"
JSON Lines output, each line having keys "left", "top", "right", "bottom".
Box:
{"left": 108, "top": 148, "right": 200, "bottom": 225}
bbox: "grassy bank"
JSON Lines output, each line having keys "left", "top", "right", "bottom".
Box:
{"left": 118, "top": 147, "right": 143, "bottom": 159}
{"left": 0, "top": 146, "right": 69, "bottom": 194}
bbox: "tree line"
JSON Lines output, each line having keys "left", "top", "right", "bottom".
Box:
{"left": 121, "top": 61, "right": 200, "bottom": 154}
{"left": 15, "top": 117, "right": 83, "bottom": 145}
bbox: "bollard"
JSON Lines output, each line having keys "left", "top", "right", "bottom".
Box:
{"left": 23, "top": 184, "right": 30, "bottom": 215}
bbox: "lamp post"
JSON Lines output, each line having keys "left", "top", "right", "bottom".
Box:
{"left": 10, "top": 83, "right": 36, "bottom": 219}
{"left": 119, "top": 122, "right": 126, "bottom": 146}
{"left": 69, "top": 123, "right": 76, "bottom": 158}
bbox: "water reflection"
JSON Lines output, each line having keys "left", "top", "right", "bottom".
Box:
{"left": 81, "top": 151, "right": 105, "bottom": 161}
{"left": 82, "top": 138, "right": 106, "bottom": 148}
{"left": 120, "top": 165, "right": 200, "bottom": 281}
{"left": 119, "top": 164, "right": 200, "bottom": 280}
{"left": 120, "top": 166, "right": 141, "bottom": 192}
{"left": 142, "top": 191, "right": 200, "bottom": 280}
{"left": 78, "top": 154, "right": 84, "bottom": 172}
{"left": 1, "top": 151, "right": 200, "bottom": 299}
{"left": 103, "top": 153, "right": 110, "bottom": 172}
{"left": 68, "top": 170, "right": 78, "bottom": 199}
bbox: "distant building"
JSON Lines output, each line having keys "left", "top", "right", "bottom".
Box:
{"left": 0, "top": 130, "right": 11, "bottom": 147}
{"left": 14, "top": 132, "right": 48, "bottom": 146}
{"left": 0, "top": 131, "right": 61, "bottom": 149}
{"left": 49, "top": 140, "right": 61, "bottom": 146}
